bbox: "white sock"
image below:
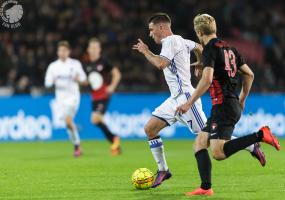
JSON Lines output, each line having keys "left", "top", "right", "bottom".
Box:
{"left": 148, "top": 137, "right": 168, "bottom": 171}
{"left": 67, "top": 126, "right": 80, "bottom": 146}
{"left": 231, "top": 135, "right": 254, "bottom": 152}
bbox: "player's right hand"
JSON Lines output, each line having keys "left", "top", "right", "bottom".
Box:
{"left": 132, "top": 39, "right": 149, "bottom": 54}
{"left": 175, "top": 103, "right": 191, "bottom": 116}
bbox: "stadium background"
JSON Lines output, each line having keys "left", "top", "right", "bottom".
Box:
{"left": 0, "top": 0, "right": 284, "bottom": 141}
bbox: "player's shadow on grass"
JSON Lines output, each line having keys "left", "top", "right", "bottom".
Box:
{"left": 129, "top": 189, "right": 237, "bottom": 200}
{"left": 130, "top": 188, "right": 209, "bottom": 200}
{"left": 130, "top": 190, "right": 183, "bottom": 200}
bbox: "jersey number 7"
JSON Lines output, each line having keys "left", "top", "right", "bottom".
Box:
{"left": 224, "top": 49, "right": 237, "bottom": 77}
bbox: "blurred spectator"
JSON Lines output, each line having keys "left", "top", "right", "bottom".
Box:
{"left": 15, "top": 76, "right": 30, "bottom": 94}
{"left": 0, "top": 0, "right": 284, "bottom": 94}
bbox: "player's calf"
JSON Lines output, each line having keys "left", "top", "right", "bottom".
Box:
{"left": 221, "top": 126, "right": 280, "bottom": 159}
{"left": 210, "top": 139, "right": 227, "bottom": 161}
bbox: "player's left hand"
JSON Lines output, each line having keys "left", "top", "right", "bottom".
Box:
{"left": 175, "top": 103, "right": 191, "bottom": 115}
{"left": 132, "top": 39, "right": 149, "bottom": 54}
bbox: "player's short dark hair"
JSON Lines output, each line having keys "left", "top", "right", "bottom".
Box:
{"left": 57, "top": 40, "right": 70, "bottom": 49}
{"left": 89, "top": 37, "right": 100, "bottom": 45}
{"left": 148, "top": 13, "right": 171, "bottom": 24}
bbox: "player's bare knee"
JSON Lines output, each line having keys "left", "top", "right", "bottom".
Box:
{"left": 194, "top": 132, "right": 208, "bottom": 152}
{"left": 144, "top": 124, "right": 157, "bottom": 139}
{"left": 92, "top": 118, "right": 100, "bottom": 124}
{"left": 194, "top": 137, "right": 204, "bottom": 152}
{"left": 91, "top": 114, "right": 103, "bottom": 124}
{"left": 212, "top": 150, "right": 225, "bottom": 161}
{"left": 65, "top": 118, "right": 73, "bottom": 130}
{"left": 144, "top": 125, "right": 152, "bottom": 138}
{"left": 212, "top": 154, "right": 224, "bottom": 161}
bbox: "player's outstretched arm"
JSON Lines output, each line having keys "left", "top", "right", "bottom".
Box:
{"left": 175, "top": 67, "right": 213, "bottom": 115}
{"left": 132, "top": 39, "right": 170, "bottom": 70}
{"left": 238, "top": 64, "right": 254, "bottom": 109}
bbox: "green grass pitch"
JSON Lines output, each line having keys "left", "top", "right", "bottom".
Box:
{"left": 0, "top": 140, "right": 284, "bottom": 199}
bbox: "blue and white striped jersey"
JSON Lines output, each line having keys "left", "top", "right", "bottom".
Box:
{"left": 160, "top": 35, "right": 196, "bottom": 98}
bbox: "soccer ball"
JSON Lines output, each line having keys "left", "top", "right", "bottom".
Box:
{"left": 131, "top": 168, "right": 154, "bottom": 190}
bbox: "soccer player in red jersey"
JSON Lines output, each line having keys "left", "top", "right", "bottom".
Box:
{"left": 84, "top": 38, "right": 122, "bottom": 155}
{"left": 176, "top": 14, "right": 280, "bottom": 196}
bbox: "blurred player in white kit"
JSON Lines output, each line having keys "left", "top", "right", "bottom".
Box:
{"left": 45, "top": 41, "right": 87, "bottom": 157}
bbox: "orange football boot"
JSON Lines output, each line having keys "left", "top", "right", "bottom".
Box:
{"left": 185, "top": 187, "right": 214, "bottom": 196}
{"left": 260, "top": 126, "right": 280, "bottom": 151}
{"left": 111, "top": 136, "right": 121, "bottom": 156}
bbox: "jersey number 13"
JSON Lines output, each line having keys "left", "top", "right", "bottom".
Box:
{"left": 224, "top": 49, "right": 237, "bottom": 77}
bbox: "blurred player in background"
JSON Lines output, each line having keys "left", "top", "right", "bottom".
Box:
{"left": 176, "top": 14, "right": 280, "bottom": 196}
{"left": 84, "top": 38, "right": 122, "bottom": 156}
{"left": 45, "top": 41, "right": 87, "bottom": 157}
{"left": 133, "top": 12, "right": 266, "bottom": 189}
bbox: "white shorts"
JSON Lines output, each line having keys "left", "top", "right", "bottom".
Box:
{"left": 54, "top": 99, "right": 79, "bottom": 119}
{"left": 152, "top": 92, "right": 206, "bottom": 134}
{"left": 62, "top": 103, "right": 79, "bottom": 119}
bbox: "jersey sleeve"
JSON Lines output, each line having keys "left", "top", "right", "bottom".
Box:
{"left": 76, "top": 61, "right": 87, "bottom": 82}
{"left": 186, "top": 39, "right": 196, "bottom": 52}
{"left": 202, "top": 46, "right": 217, "bottom": 68}
{"left": 160, "top": 38, "right": 175, "bottom": 61}
{"left": 44, "top": 64, "right": 54, "bottom": 88}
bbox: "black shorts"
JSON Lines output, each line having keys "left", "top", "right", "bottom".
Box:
{"left": 92, "top": 99, "right": 110, "bottom": 114}
{"left": 202, "top": 98, "right": 242, "bottom": 140}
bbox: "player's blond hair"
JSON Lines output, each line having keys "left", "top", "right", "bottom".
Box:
{"left": 89, "top": 37, "right": 100, "bottom": 45}
{"left": 193, "top": 14, "right": 216, "bottom": 35}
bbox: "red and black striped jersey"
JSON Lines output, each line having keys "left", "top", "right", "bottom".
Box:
{"left": 202, "top": 38, "right": 245, "bottom": 105}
